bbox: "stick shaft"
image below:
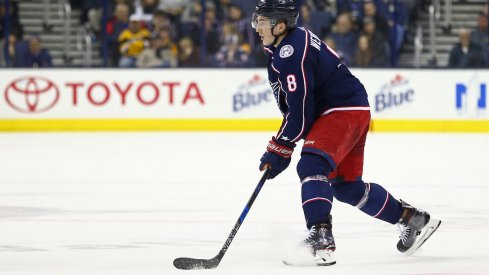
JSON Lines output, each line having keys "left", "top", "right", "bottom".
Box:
{"left": 173, "top": 170, "right": 270, "bottom": 270}
{"left": 216, "top": 169, "right": 270, "bottom": 261}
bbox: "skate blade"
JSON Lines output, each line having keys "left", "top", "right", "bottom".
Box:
{"left": 283, "top": 249, "right": 336, "bottom": 267}
{"left": 404, "top": 218, "right": 441, "bottom": 256}
{"left": 282, "top": 259, "right": 336, "bottom": 267}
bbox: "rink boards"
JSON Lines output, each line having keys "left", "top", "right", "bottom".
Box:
{"left": 0, "top": 68, "right": 487, "bottom": 132}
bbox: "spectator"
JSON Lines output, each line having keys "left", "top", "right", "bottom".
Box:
{"left": 353, "top": 34, "right": 373, "bottom": 67}
{"left": 181, "top": 0, "right": 221, "bottom": 56}
{"left": 387, "top": 0, "right": 408, "bottom": 53}
{"left": 107, "top": 2, "right": 130, "bottom": 66}
{"left": 323, "top": 35, "right": 344, "bottom": 63}
{"left": 180, "top": 0, "right": 215, "bottom": 44}
{"left": 0, "top": 33, "right": 27, "bottom": 67}
{"left": 15, "top": 35, "right": 52, "bottom": 68}
{"left": 151, "top": 10, "right": 178, "bottom": 41}
{"left": 212, "top": 31, "right": 252, "bottom": 67}
{"left": 178, "top": 36, "right": 200, "bottom": 67}
{"left": 470, "top": 12, "right": 488, "bottom": 51}
{"left": 158, "top": 0, "right": 191, "bottom": 19}
{"left": 77, "top": 0, "right": 103, "bottom": 33}
{"left": 180, "top": 0, "right": 204, "bottom": 30}
{"left": 324, "top": 36, "right": 337, "bottom": 52}
{"left": 402, "top": 0, "right": 423, "bottom": 30}
{"left": 235, "top": 0, "right": 259, "bottom": 17}
{"left": 448, "top": 29, "right": 485, "bottom": 68}
{"left": 301, "top": 4, "right": 320, "bottom": 36}
{"left": 137, "top": 27, "right": 178, "bottom": 68}
{"left": 361, "top": 0, "right": 407, "bottom": 53}
{"left": 141, "top": 0, "right": 159, "bottom": 14}
{"left": 118, "top": 14, "right": 150, "bottom": 67}
{"left": 204, "top": 4, "right": 223, "bottom": 55}
{"left": 217, "top": 0, "right": 233, "bottom": 19}
{"left": 336, "top": 0, "right": 363, "bottom": 19}
{"left": 0, "top": 1, "right": 24, "bottom": 41}
{"left": 216, "top": 0, "right": 257, "bottom": 19}
{"left": 300, "top": 3, "right": 333, "bottom": 39}
{"left": 0, "top": 38, "right": 4, "bottom": 67}
{"left": 304, "top": 0, "right": 338, "bottom": 14}
{"left": 226, "top": 4, "right": 255, "bottom": 51}
{"left": 330, "top": 12, "right": 359, "bottom": 65}
{"left": 184, "top": 3, "right": 221, "bottom": 56}
{"left": 361, "top": 16, "right": 389, "bottom": 67}
{"left": 362, "top": 1, "right": 389, "bottom": 40}
{"left": 251, "top": 46, "right": 268, "bottom": 67}
{"left": 107, "top": 0, "right": 135, "bottom": 16}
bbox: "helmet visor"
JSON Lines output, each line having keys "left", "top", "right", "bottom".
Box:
{"left": 251, "top": 13, "right": 275, "bottom": 29}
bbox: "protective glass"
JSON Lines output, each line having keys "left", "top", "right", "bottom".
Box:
{"left": 251, "top": 13, "right": 275, "bottom": 29}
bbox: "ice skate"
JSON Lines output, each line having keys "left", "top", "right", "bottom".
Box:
{"left": 283, "top": 222, "right": 336, "bottom": 266}
{"left": 396, "top": 200, "right": 441, "bottom": 255}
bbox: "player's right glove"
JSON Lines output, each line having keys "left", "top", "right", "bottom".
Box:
{"left": 259, "top": 137, "right": 295, "bottom": 179}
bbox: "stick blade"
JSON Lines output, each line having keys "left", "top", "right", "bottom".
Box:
{"left": 173, "top": 257, "right": 220, "bottom": 270}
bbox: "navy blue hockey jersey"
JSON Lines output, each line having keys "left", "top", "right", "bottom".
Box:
{"left": 264, "top": 27, "right": 370, "bottom": 143}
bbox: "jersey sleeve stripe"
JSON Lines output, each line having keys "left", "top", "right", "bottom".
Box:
{"left": 276, "top": 82, "right": 289, "bottom": 137}
{"left": 322, "top": 41, "right": 340, "bottom": 59}
{"left": 291, "top": 28, "right": 309, "bottom": 143}
{"left": 271, "top": 64, "right": 281, "bottom": 74}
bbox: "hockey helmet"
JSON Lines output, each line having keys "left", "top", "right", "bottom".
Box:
{"left": 252, "top": 0, "right": 299, "bottom": 30}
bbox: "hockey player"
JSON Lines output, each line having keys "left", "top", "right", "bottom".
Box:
{"left": 252, "top": 0, "right": 441, "bottom": 266}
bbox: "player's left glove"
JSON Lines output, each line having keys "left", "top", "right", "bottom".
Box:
{"left": 259, "top": 137, "right": 295, "bottom": 179}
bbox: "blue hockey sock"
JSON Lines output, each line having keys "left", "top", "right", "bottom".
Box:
{"left": 301, "top": 177, "right": 333, "bottom": 229}
{"left": 297, "top": 154, "right": 334, "bottom": 229}
{"left": 332, "top": 181, "right": 403, "bottom": 224}
{"left": 359, "top": 182, "right": 403, "bottom": 224}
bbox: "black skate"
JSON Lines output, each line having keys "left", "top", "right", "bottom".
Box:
{"left": 396, "top": 200, "right": 441, "bottom": 255}
{"left": 283, "top": 222, "right": 336, "bottom": 266}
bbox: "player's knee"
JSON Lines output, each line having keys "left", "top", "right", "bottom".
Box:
{"left": 331, "top": 181, "right": 367, "bottom": 206}
{"left": 296, "top": 153, "right": 333, "bottom": 181}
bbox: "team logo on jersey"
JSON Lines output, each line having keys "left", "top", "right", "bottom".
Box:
{"left": 279, "top": 45, "right": 294, "bottom": 58}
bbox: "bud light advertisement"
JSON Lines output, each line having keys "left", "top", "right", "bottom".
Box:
{"left": 374, "top": 74, "right": 415, "bottom": 113}
{"left": 232, "top": 74, "right": 273, "bottom": 113}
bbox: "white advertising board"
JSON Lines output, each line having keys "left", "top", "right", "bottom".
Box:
{"left": 357, "top": 70, "right": 488, "bottom": 120}
{"left": 0, "top": 69, "right": 277, "bottom": 119}
{"left": 0, "top": 69, "right": 487, "bottom": 132}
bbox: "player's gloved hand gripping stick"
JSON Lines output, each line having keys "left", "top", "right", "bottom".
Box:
{"left": 173, "top": 168, "right": 271, "bottom": 270}
{"left": 259, "top": 137, "right": 295, "bottom": 179}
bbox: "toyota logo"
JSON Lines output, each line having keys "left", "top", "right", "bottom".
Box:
{"left": 5, "top": 76, "right": 60, "bottom": 113}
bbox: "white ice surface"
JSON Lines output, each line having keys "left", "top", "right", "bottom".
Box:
{"left": 0, "top": 132, "right": 488, "bottom": 275}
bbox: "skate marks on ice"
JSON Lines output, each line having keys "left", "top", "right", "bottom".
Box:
{"left": 0, "top": 246, "right": 47, "bottom": 252}
{"left": 0, "top": 133, "right": 488, "bottom": 274}
{"left": 0, "top": 206, "right": 61, "bottom": 218}
{"left": 282, "top": 244, "right": 336, "bottom": 267}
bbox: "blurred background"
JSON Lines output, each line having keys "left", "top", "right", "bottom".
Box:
{"left": 1, "top": 0, "right": 488, "bottom": 69}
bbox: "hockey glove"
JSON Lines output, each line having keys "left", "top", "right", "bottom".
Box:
{"left": 259, "top": 137, "right": 295, "bottom": 179}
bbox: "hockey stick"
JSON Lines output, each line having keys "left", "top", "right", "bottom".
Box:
{"left": 173, "top": 169, "right": 271, "bottom": 270}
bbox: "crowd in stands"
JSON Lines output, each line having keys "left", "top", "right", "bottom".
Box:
{"left": 1, "top": 0, "right": 489, "bottom": 68}
{"left": 448, "top": 9, "right": 488, "bottom": 68}
{"left": 97, "top": 0, "right": 263, "bottom": 68}
{"left": 0, "top": 1, "right": 52, "bottom": 67}
{"left": 67, "top": 0, "right": 423, "bottom": 68}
